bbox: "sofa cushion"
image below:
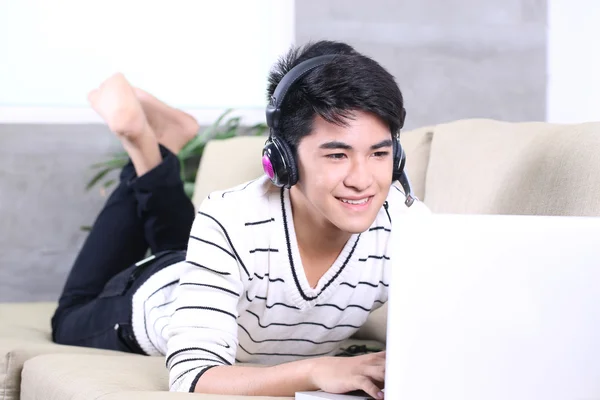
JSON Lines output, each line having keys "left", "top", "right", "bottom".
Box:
{"left": 0, "top": 302, "right": 124, "bottom": 400}
{"left": 351, "top": 304, "right": 387, "bottom": 344}
{"left": 5, "top": 302, "right": 382, "bottom": 399}
{"left": 19, "top": 353, "right": 288, "bottom": 400}
{"left": 425, "top": 119, "right": 600, "bottom": 216}
{"left": 21, "top": 342, "right": 383, "bottom": 400}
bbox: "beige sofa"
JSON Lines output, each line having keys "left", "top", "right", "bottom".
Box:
{"left": 3, "top": 118, "right": 600, "bottom": 400}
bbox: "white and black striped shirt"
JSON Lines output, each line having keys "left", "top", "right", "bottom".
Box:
{"left": 131, "top": 176, "right": 430, "bottom": 392}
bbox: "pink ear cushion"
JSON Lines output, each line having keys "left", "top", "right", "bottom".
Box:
{"left": 262, "top": 155, "right": 275, "bottom": 180}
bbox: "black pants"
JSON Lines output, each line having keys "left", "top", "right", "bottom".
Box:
{"left": 51, "top": 146, "right": 193, "bottom": 354}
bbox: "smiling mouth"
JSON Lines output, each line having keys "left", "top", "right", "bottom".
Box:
{"left": 337, "top": 196, "right": 373, "bottom": 206}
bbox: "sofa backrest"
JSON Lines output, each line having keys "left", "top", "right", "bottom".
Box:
{"left": 192, "top": 136, "right": 267, "bottom": 209}
{"left": 424, "top": 119, "right": 600, "bottom": 216}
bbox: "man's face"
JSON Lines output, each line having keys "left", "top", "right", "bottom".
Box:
{"left": 291, "top": 110, "right": 393, "bottom": 235}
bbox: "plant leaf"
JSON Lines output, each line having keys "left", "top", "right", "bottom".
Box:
{"left": 250, "top": 123, "right": 269, "bottom": 136}
{"left": 224, "top": 116, "right": 241, "bottom": 130}
{"left": 86, "top": 168, "right": 113, "bottom": 191}
{"left": 90, "top": 153, "right": 128, "bottom": 169}
{"left": 179, "top": 157, "right": 186, "bottom": 181}
{"left": 102, "top": 179, "right": 117, "bottom": 189}
{"left": 216, "top": 128, "right": 238, "bottom": 141}
{"left": 178, "top": 133, "right": 206, "bottom": 160}
{"left": 178, "top": 109, "right": 237, "bottom": 160}
{"left": 183, "top": 181, "right": 195, "bottom": 199}
{"left": 197, "top": 109, "right": 233, "bottom": 142}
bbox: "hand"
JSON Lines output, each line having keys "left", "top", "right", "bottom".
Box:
{"left": 309, "top": 351, "right": 386, "bottom": 399}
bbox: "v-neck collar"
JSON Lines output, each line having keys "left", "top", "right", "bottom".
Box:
{"left": 275, "top": 187, "right": 361, "bottom": 309}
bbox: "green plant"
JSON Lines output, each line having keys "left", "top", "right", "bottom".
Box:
{"left": 86, "top": 109, "right": 268, "bottom": 198}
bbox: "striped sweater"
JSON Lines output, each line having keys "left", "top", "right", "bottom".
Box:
{"left": 131, "top": 175, "right": 431, "bottom": 393}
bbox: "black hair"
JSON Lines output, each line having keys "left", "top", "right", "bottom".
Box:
{"left": 266, "top": 40, "right": 405, "bottom": 149}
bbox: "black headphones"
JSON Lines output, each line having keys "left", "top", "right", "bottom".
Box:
{"left": 262, "top": 54, "right": 415, "bottom": 207}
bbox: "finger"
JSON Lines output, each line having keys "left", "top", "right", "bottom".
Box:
{"left": 359, "top": 351, "right": 385, "bottom": 363}
{"left": 369, "top": 356, "right": 386, "bottom": 367}
{"left": 363, "top": 365, "right": 386, "bottom": 383}
{"left": 356, "top": 376, "right": 384, "bottom": 400}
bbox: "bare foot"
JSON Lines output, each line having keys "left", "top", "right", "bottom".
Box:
{"left": 88, "top": 73, "right": 161, "bottom": 176}
{"left": 134, "top": 88, "right": 199, "bottom": 154}
{"left": 88, "top": 73, "right": 148, "bottom": 139}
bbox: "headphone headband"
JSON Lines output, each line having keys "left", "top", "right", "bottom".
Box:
{"left": 266, "top": 54, "right": 337, "bottom": 132}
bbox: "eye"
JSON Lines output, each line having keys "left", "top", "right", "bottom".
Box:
{"left": 373, "top": 151, "right": 389, "bottom": 158}
{"left": 326, "top": 153, "right": 347, "bottom": 159}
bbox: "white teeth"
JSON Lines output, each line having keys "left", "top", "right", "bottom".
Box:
{"left": 340, "top": 198, "right": 369, "bottom": 205}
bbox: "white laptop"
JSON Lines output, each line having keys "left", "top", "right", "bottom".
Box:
{"left": 386, "top": 213, "right": 600, "bottom": 400}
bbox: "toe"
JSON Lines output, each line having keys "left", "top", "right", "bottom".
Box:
{"left": 87, "top": 89, "right": 99, "bottom": 105}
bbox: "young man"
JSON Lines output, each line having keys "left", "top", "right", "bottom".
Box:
{"left": 52, "top": 40, "right": 430, "bottom": 399}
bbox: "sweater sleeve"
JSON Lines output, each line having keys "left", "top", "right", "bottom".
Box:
{"left": 165, "top": 196, "right": 245, "bottom": 393}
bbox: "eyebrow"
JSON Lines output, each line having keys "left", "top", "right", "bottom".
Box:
{"left": 319, "top": 141, "right": 352, "bottom": 150}
{"left": 318, "top": 139, "right": 393, "bottom": 151}
{"left": 370, "top": 139, "right": 393, "bottom": 150}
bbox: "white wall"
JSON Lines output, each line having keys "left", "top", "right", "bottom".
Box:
{"left": 0, "top": 0, "right": 294, "bottom": 125}
{"left": 547, "top": 0, "right": 600, "bottom": 123}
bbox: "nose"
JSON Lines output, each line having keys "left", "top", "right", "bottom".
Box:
{"left": 343, "top": 157, "right": 373, "bottom": 191}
